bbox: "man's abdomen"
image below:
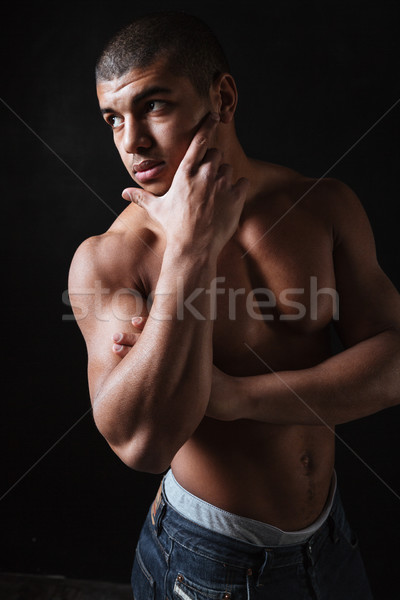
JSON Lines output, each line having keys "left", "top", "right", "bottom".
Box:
{"left": 171, "top": 419, "right": 336, "bottom": 531}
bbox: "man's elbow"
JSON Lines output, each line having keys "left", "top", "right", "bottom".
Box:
{"left": 115, "top": 441, "right": 172, "bottom": 474}
{"left": 385, "top": 328, "right": 400, "bottom": 406}
{"left": 91, "top": 391, "right": 199, "bottom": 473}
{"left": 106, "top": 429, "right": 178, "bottom": 474}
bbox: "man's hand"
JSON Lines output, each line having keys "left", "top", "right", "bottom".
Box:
{"left": 122, "top": 112, "right": 249, "bottom": 259}
{"left": 112, "top": 318, "right": 244, "bottom": 422}
{"left": 112, "top": 316, "right": 147, "bottom": 357}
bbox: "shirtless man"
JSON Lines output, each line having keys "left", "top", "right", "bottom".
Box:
{"left": 69, "top": 12, "right": 400, "bottom": 599}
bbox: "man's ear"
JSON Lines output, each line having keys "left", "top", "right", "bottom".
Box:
{"left": 210, "top": 73, "right": 238, "bottom": 124}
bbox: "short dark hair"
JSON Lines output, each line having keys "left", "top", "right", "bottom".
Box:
{"left": 95, "top": 11, "right": 230, "bottom": 96}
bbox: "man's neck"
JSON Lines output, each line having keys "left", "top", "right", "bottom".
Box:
{"left": 216, "top": 129, "right": 258, "bottom": 200}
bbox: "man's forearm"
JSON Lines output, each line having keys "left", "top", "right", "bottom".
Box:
{"left": 94, "top": 247, "right": 217, "bottom": 472}
{"left": 238, "top": 329, "right": 400, "bottom": 426}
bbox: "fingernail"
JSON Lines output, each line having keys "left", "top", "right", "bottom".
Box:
{"left": 132, "top": 317, "right": 143, "bottom": 326}
{"left": 112, "top": 333, "right": 123, "bottom": 342}
{"left": 122, "top": 190, "right": 133, "bottom": 201}
{"left": 113, "top": 344, "right": 123, "bottom": 352}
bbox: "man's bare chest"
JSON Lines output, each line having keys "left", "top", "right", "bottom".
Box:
{"left": 139, "top": 211, "right": 336, "bottom": 373}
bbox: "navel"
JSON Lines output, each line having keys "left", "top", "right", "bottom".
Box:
{"left": 300, "top": 453, "right": 313, "bottom": 473}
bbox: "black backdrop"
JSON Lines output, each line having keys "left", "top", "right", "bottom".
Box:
{"left": 1, "top": 0, "right": 399, "bottom": 597}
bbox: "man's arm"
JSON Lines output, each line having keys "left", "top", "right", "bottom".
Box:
{"left": 207, "top": 179, "right": 400, "bottom": 425}
{"left": 69, "top": 114, "right": 248, "bottom": 473}
{"left": 70, "top": 242, "right": 216, "bottom": 472}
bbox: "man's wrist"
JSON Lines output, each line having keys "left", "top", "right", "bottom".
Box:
{"left": 148, "top": 244, "right": 218, "bottom": 323}
{"left": 234, "top": 375, "right": 251, "bottom": 420}
{"left": 163, "top": 244, "right": 217, "bottom": 271}
{"left": 235, "top": 374, "right": 270, "bottom": 421}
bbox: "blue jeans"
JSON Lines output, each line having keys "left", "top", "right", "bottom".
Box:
{"left": 131, "top": 483, "right": 373, "bottom": 599}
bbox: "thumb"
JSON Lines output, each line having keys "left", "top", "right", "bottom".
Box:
{"left": 122, "top": 187, "right": 155, "bottom": 210}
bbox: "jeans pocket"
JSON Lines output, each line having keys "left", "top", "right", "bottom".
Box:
{"left": 132, "top": 544, "right": 155, "bottom": 600}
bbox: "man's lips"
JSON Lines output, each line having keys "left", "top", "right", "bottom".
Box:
{"left": 133, "top": 160, "right": 166, "bottom": 183}
{"left": 133, "top": 159, "right": 163, "bottom": 173}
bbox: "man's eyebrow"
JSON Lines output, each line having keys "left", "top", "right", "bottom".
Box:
{"left": 100, "top": 86, "right": 173, "bottom": 114}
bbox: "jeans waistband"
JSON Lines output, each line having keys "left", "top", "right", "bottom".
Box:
{"left": 149, "top": 474, "right": 348, "bottom": 578}
{"left": 163, "top": 469, "right": 337, "bottom": 546}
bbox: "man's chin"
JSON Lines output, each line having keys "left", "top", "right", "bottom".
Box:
{"left": 136, "top": 179, "right": 172, "bottom": 197}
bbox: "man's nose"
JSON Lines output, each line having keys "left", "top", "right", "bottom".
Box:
{"left": 122, "top": 117, "right": 152, "bottom": 154}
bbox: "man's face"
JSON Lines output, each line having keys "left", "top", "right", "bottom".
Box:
{"left": 97, "top": 59, "right": 213, "bottom": 196}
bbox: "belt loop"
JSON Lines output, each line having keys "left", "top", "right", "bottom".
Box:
{"left": 150, "top": 481, "right": 166, "bottom": 535}
{"left": 155, "top": 498, "right": 166, "bottom": 535}
{"left": 256, "top": 549, "right": 269, "bottom": 587}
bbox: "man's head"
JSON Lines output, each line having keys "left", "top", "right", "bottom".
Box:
{"left": 96, "top": 12, "right": 238, "bottom": 196}
{"left": 95, "top": 11, "right": 230, "bottom": 97}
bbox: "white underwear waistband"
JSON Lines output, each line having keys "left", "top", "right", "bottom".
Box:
{"left": 163, "top": 469, "right": 337, "bottom": 547}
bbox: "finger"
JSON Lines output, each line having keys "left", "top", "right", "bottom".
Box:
{"left": 216, "top": 163, "right": 233, "bottom": 181}
{"left": 112, "top": 332, "right": 139, "bottom": 346}
{"left": 112, "top": 343, "right": 131, "bottom": 358}
{"left": 180, "top": 112, "right": 220, "bottom": 172}
{"left": 122, "top": 187, "right": 155, "bottom": 211}
{"left": 198, "top": 147, "right": 223, "bottom": 177}
{"left": 132, "top": 315, "right": 147, "bottom": 329}
{"left": 233, "top": 177, "right": 250, "bottom": 200}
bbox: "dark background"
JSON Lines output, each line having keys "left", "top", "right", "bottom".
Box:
{"left": 1, "top": 0, "right": 399, "bottom": 597}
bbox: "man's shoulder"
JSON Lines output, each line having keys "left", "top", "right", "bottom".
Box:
{"left": 252, "top": 159, "right": 358, "bottom": 205}
{"left": 291, "top": 175, "right": 363, "bottom": 225}
{"left": 245, "top": 161, "right": 365, "bottom": 243}
{"left": 258, "top": 163, "right": 361, "bottom": 218}
{"left": 69, "top": 204, "right": 152, "bottom": 291}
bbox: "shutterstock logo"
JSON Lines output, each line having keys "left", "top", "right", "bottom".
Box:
{"left": 62, "top": 276, "right": 339, "bottom": 322}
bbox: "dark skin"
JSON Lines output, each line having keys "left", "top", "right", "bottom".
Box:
{"left": 69, "top": 59, "right": 400, "bottom": 530}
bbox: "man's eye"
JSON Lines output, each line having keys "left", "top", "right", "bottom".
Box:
{"left": 147, "top": 100, "right": 166, "bottom": 112}
{"left": 108, "top": 115, "right": 123, "bottom": 128}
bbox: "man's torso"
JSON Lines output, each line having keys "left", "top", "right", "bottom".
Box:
{"left": 104, "top": 163, "right": 338, "bottom": 529}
